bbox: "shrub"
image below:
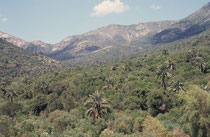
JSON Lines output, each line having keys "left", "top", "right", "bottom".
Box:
{"left": 113, "top": 114, "right": 134, "bottom": 134}
{"left": 21, "top": 120, "right": 35, "bottom": 132}
{"left": 47, "top": 110, "right": 76, "bottom": 132}
{"left": 30, "top": 95, "right": 48, "bottom": 115}
{"left": 0, "top": 102, "right": 22, "bottom": 117}
{"left": 179, "top": 86, "right": 210, "bottom": 137}
{"left": 147, "top": 90, "right": 172, "bottom": 116}
{"left": 0, "top": 115, "right": 13, "bottom": 136}
{"left": 142, "top": 115, "right": 168, "bottom": 137}
{"left": 133, "top": 111, "right": 148, "bottom": 132}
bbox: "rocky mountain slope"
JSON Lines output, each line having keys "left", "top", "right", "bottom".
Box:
{"left": 49, "top": 21, "right": 175, "bottom": 61}
{"left": 0, "top": 32, "right": 52, "bottom": 54}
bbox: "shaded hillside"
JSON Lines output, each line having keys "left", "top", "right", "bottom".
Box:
{"left": 153, "top": 2, "right": 210, "bottom": 44}
{"left": 0, "top": 38, "right": 63, "bottom": 82}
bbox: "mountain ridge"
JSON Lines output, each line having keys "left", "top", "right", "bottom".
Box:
{"left": 49, "top": 20, "right": 176, "bottom": 61}
{"left": 153, "top": 2, "right": 210, "bottom": 44}
{"left": 0, "top": 2, "right": 209, "bottom": 64}
{"left": 0, "top": 31, "right": 52, "bottom": 54}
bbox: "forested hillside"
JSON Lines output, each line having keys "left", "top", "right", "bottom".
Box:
{"left": 0, "top": 38, "right": 64, "bottom": 84}
{"left": 0, "top": 32, "right": 209, "bottom": 137}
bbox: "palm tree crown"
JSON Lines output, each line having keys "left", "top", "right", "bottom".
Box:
{"left": 170, "top": 80, "right": 186, "bottom": 92}
{"left": 168, "top": 60, "right": 176, "bottom": 71}
{"left": 85, "top": 91, "right": 111, "bottom": 119}
{"left": 1, "top": 88, "right": 18, "bottom": 102}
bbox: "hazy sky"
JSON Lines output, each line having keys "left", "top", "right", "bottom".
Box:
{"left": 0, "top": 0, "right": 209, "bottom": 44}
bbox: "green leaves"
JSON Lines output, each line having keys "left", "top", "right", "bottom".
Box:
{"left": 179, "top": 87, "right": 210, "bottom": 137}
{"left": 85, "top": 91, "right": 111, "bottom": 119}
{"left": 0, "top": 88, "right": 18, "bottom": 102}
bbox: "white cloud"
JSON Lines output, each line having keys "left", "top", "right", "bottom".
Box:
{"left": 151, "top": 4, "right": 161, "bottom": 10}
{"left": 0, "top": 18, "right": 8, "bottom": 22}
{"left": 91, "top": 0, "right": 129, "bottom": 17}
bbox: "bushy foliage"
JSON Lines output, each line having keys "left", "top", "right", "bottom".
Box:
{"left": 142, "top": 115, "right": 168, "bottom": 137}
{"left": 0, "top": 34, "right": 209, "bottom": 136}
{"left": 179, "top": 86, "right": 210, "bottom": 137}
{"left": 147, "top": 90, "right": 173, "bottom": 116}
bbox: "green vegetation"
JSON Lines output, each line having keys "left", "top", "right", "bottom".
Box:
{"left": 0, "top": 31, "right": 210, "bottom": 137}
{"left": 85, "top": 91, "right": 111, "bottom": 119}
{"left": 0, "top": 38, "right": 64, "bottom": 85}
{"left": 0, "top": 88, "right": 18, "bottom": 102}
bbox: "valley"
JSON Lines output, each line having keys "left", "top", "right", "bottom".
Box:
{"left": 0, "top": 2, "right": 210, "bottom": 137}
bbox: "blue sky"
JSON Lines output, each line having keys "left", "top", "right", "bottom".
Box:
{"left": 0, "top": 0, "right": 209, "bottom": 44}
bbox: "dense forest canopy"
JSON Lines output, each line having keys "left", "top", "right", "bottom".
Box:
{"left": 0, "top": 29, "right": 209, "bottom": 137}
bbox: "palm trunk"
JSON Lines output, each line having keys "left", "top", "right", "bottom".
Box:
{"left": 162, "top": 78, "right": 166, "bottom": 90}
{"left": 200, "top": 64, "right": 204, "bottom": 72}
{"left": 11, "top": 96, "right": 13, "bottom": 102}
{"left": 97, "top": 104, "right": 101, "bottom": 118}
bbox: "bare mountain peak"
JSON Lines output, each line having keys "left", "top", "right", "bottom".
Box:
{"left": 31, "top": 40, "right": 51, "bottom": 48}
{"left": 0, "top": 31, "right": 54, "bottom": 54}
{"left": 32, "top": 40, "right": 45, "bottom": 44}
{"left": 0, "top": 31, "right": 29, "bottom": 47}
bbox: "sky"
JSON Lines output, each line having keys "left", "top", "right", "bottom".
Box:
{"left": 0, "top": 0, "right": 209, "bottom": 44}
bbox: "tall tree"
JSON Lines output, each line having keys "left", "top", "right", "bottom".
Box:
{"left": 194, "top": 57, "right": 207, "bottom": 73}
{"left": 85, "top": 91, "right": 111, "bottom": 119}
{"left": 157, "top": 65, "right": 171, "bottom": 90}
{"left": 186, "top": 48, "right": 196, "bottom": 63}
{"left": 162, "top": 49, "right": 169, "bottom": 59}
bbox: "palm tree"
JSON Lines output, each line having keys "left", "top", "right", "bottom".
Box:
{"left": 194, "top": 57, "right": 207, "bottom": 73}
{"left": 157, "top": 65, "right": 171, "bottom": 90}
{"left": 0, "top": 88, "right": 18, "bottom": 102}
{"left": 186, "top": 48, "right": 196, "bottom": 63}
{"left": 105, "top": 79, "right": 114, "bottom": 89}
{"left": 84, "top": 91, "right": 111, "bottom": 119}
{"left": 169, "top": 80, "right": 186, "bottom": 92}
{"left": 162, "top": 49, "right": 169, "bottom": 59}
{"left": 168, "top": 60, "right": 176, "bottom": 70}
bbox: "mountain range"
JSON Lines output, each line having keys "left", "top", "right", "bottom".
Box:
{"left": 0, "top": 2, "right": 209, "bottom": 64}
